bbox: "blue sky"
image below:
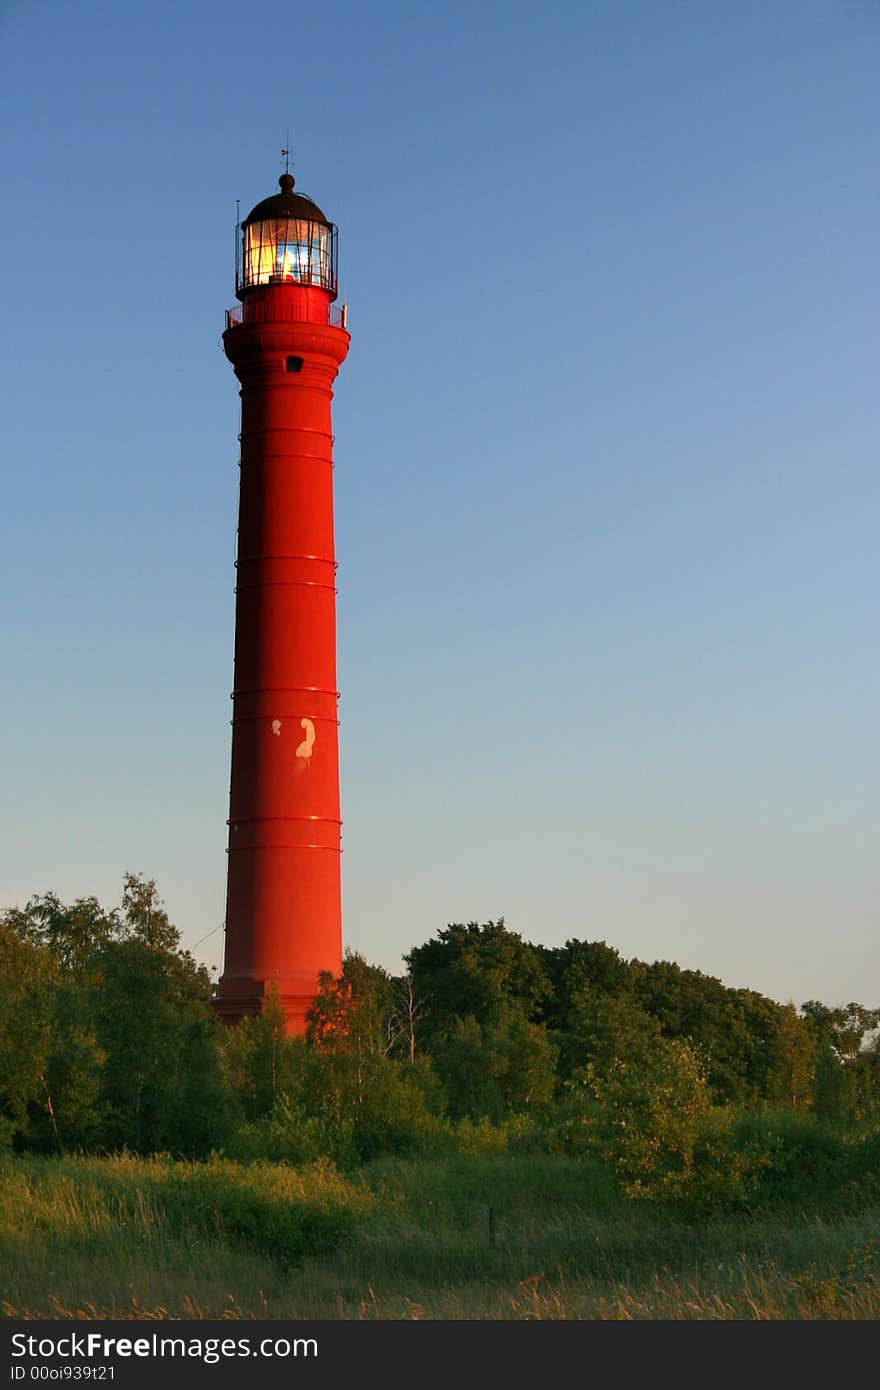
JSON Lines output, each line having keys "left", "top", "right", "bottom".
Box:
{"left": 1, "top": 0, "right": 877, "bottom": 1007}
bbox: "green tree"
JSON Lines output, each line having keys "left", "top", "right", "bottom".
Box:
{"left": 303, "top": 955, "right": 442, "bottom": 1155}
{"left": 93, "top": 922, "right": 227, "bottom": 1153}
{"left": 222, "top": 985, "right": 295, "bottom": 1122}
{"left": 307, "top": 952, "right": 394, "bottom": 1061}
{"left": 541, "top": 938, "right": 635, "bottom": 1032}
{"left": 406, "top": 920, "right": 551, "bottom": 1047}
{"left": 300, "top": 1048, "right": 441, "bottom": 1159}
{"left": 0, "top": 917, "right": 56, "bottom": 1147}
{"left": 577, "top": 1036, "right": 715, "bottom": 1202}
{"left": 431, "top": 1010, "right": 557, "bottom": 1121}
{"left": 767, "top": 1003, "right": 816, "bottom": 1111}
{"left": 2, "top": 893, "right": 118, "bottom": 1149}
{"left": 801, "top": 1001, "right": 880, "bottom": 1120}
{"left": 30, "top": 979, "right": 106, "bottom": 1150}
{"left": 5, "top": 893, "right": 117, "bottom": 971}
{"left": 635, "top": 960, "right": 791, "bottom": 1105}
{"left": 559, "top": 986, "right": 662, "bottom": 1080}
{"left": 119, "top": 872, "right": 181, "bottom": 952}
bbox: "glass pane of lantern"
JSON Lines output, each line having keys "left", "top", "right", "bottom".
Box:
{"left": 243, "top": 218, "right": 332, "bottom": 289}
{"left": 243, "top": 223, "right": 275, "bottom": 285}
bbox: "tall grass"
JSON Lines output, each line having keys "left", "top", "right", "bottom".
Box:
{"left": 0, "top": 1152, "right": 372, "bottom": 1318}
{"left": 2, "top": 1150, "right": 879, "bottom": 1319}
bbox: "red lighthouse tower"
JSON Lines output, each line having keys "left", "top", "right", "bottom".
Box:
{"left": 214, "top": 169, "right": 350, "bottom": 1033}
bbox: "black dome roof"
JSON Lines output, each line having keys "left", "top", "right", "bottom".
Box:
{"left": 242, "top": 174, "right": 332, "bottom": 228}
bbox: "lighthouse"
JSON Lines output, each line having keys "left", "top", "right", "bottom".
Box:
{"left": 213, "top": 168, "right": 350, "bottom": 1033}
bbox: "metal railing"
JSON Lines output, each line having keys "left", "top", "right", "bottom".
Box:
{"left": 225, "top": 302, "right": 348, "bottom": 331}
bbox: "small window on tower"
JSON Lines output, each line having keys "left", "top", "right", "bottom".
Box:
{"left": 286, "top": 356, "right": 304, "bottom": 373}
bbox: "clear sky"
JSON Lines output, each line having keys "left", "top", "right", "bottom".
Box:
{"left": 1, "top": 0, "right": 877, "bottom": 1009}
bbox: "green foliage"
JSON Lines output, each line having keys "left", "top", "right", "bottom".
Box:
{"left": 299, "top": 1049, "right": 446, "bottom": 1161}
{"left": 30, "top": 981, "right": 106, "bottom": 1151}
{"left": 406, "top": 920, "right": 551, "bottom": 1046}
{"left": 306, "top": 954, "right": 426, "bottom": 1063}
{"left": 4, "top": 1148, "right": 880, "bottom": 1319}
{"left": 802, "top": 1001, "right": 880, "bottom": 1121}
{"left": 541, "top": 938, "right": 636, "bottom": 1032}
{"left": 634, "top": 960, "right": 793, "bottom": 1105}
{"left": 300, "top": 954, "right": 448, "bottom": 1158}
{"left": 0, "top": 918, "right": 57, "bottom": 1142}
{"left": 0, "top": 911, "right": 111, "bottom": 1152}
{"left": 728, "top": 1110, "right": 850, "bottom": 1205}
{"left": 431, "top": 1012, "right": 557, "bottom": 1121}
{"left": 450, "top": 1116, "right": 510, "bottom": 1156}
{"left": 559, "top": 986, "right": 661, "bottom": 1079}
{"left": 2, "top": 877, "right": 879, "bottom": 1206}
{"left": 93, "top": 936, "right": 225, "bottom": 1153}
{"left": 802, "top": 1001, "right": 880, "bottom": 1067}
{"left": 307, "top": 951, "right": 395, "bottom": 1057}
{"left": 2, "top": 876, "right": 229, "bottom": 1156}
{"left": 220, "top": 985, "right": 292, "bottom": 1121}
{"left": 767, "top": 1002, "right": 816, "bottom": 1110}
{"left": 5, "top": 893, "right": 118, "bottom": 971}
{"left": 119, "top": 872, "right": 181, "bottom": 953}
{"left": 149, "top": 1157, "right": 371, "bottom": 1264}
{"left": 573, "top": 1037, "right": 716, "bottom": 1203}
{"left": 406, "top": 922, "right": 556, "bottom": 1124}
{"left": 0, "top": 1152, "right": 372, "bottom": 1276}
{"left": 228, "top": 1096, "right": 341, "bottom": 1166}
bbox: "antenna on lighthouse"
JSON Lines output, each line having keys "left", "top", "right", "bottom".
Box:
{"left": 233, "top": 200, "right": 240, "bottom": 294}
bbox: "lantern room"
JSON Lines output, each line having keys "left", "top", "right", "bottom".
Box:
{"left": 236, "top": 172, "right": 338, "bottom": 298}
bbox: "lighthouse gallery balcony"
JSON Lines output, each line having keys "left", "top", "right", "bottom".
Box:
{"left": 225, "top": 300, "right": 348, "bottom": 332}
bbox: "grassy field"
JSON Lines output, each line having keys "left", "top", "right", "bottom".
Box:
{"left": 1, "top": 1152, "right": 879, "bottom": 1319}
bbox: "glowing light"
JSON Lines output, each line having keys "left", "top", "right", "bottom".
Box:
{"left": 243, "top": 218, "right": 332, "bottom": 289}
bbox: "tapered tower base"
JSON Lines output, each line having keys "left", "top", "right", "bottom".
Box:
{"left": 213, "top": 976, "right": 317, "bottom": 1034}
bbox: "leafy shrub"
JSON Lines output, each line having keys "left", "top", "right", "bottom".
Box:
{"left": 575, "top": 1038, "right": 714, "bottom": 1202}
{"left": 155, "top": 1158, "right": 370, "bottom": 1263}
{"left": 840, "top": 1124, "right": 880, "bottom": 1204}
{"left": 79, "top": 1155, "right": 373, "bottom": 1265}
{"left": 728, "top": 1110, "right": 850, "bottom": 1206}
{"left": 451, "top": 1117, "right": 510, "bottom": 1156}
{"left": 226, "top": 1099, "right": 342, "bottom": 1166}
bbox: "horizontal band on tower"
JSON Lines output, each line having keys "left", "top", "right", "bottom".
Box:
{"left": 235, "top": 553, "right": 338, "bottom": 567}
{"left": 239, "top": 426, "right": 335, "bottom": 441}
{"left": 239, "top": 451, "right": 333, "bottom": 464}
{"left": 227, "top": 844, "right": 342, "bottom": 853}
{"left": 235, "top": 580, "right": 337, "bottom": 593}
{"left": 232, "top": 685, "right": 340, "bottom": 698}
{"left": 228, "top": 815, "right": 342, "bottom": 825}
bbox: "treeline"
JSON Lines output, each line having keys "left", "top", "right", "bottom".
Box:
{"left": 2, "top": 877, "right": 879, "bottom": 1205}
